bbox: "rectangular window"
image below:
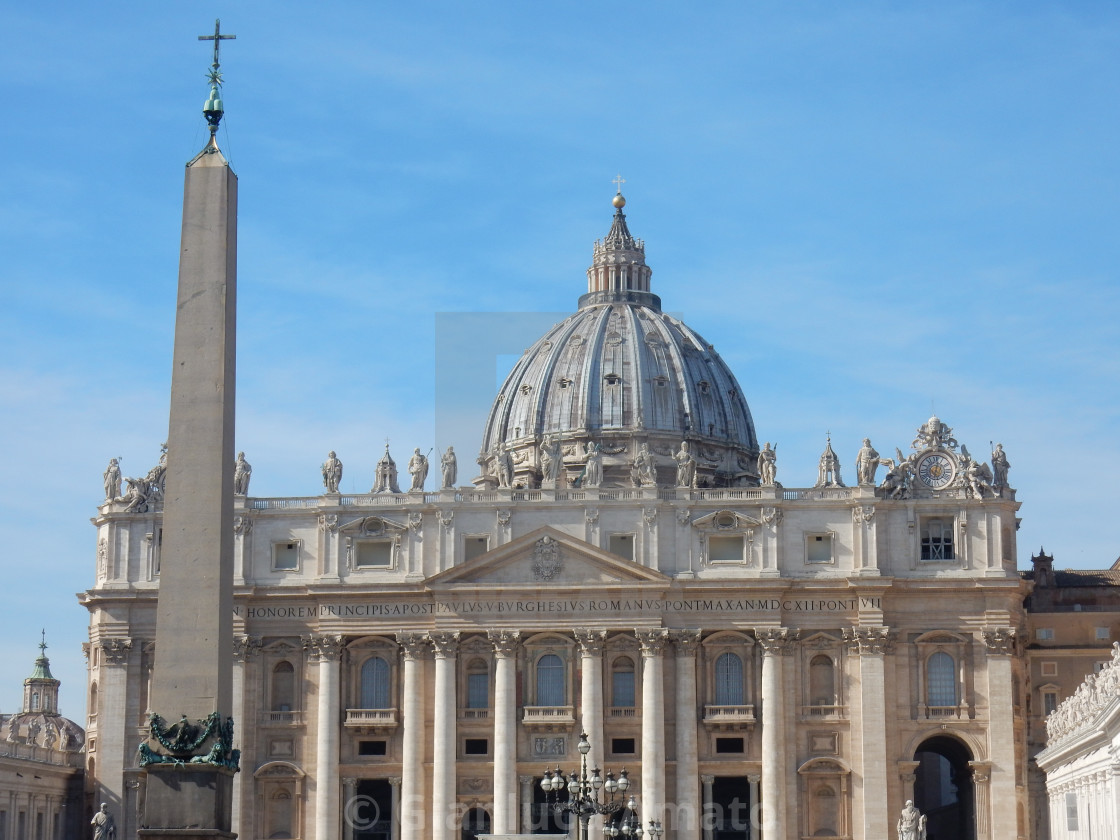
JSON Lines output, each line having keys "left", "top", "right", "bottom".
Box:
{"left": 715, "top": 737, "right": 745, "bottom": 754}
{"left": 806, "top": 534, "right": 833, "bottom": 564}
{"left": 609, "top": 534, "right": 634, "bottom": 561}
{"left": 1041, "top": 661, "right": 1058, "bottom": 677}
{"left": 272, "top": 541, "right": 300, "bottom": 571}
{"left": 611, "top": 738, "right": 636, "bottom": 755}
{"left": 920, "top": 519, "right": 954, "bottom": 561}
{"left": 464, "top": 738, "right": 489, "bottom": 755}
{"left": 358, "top": 740, "right": 387, "bottom": 756}
{"left": 709, "top": 535, "right": 745, "bottom": 564}
{"left": 1036, "top": 628, "right": 1055, "bottom": 641}
{"left": 464, "top": 536, "right": 489, "bottom": 562}
{"left": 355, "top": 540, "right": 393, "bottom": 568}
{"left": 1096, "top": 626, "right": 1111, "bottom": 640}
{"left": 1043, "top": 691, "right": 1058, "bottom": 716}
{"left": 467, "top": 673, "right": 489, "bottom": 709}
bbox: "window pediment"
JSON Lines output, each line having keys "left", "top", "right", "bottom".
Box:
{"left": 692, "top": 510, "right": 761, "bottom": 531}
{"left": 339, "top": 516, "right": 406, "bottom": 537}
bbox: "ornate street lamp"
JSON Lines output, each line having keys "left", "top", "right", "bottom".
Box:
{"left": 540, "top": 733, "right": 635, "bottom": 840}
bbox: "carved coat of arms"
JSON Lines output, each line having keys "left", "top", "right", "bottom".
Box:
{"left": 531, "top": 536, "right": 564, "bottom": 581}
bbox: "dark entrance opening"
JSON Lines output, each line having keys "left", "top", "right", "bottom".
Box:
{"left": 710, "top": 776, "right": 753, "bottom": 840}
{"left": 462, "top": 807, "right": 491, "bottom": 840}
{"left": 353, "top": 779, "right": 393, "bottom": 840}
{"left": 532, "top": 779, "right": 569, "bottom": 834}
{"left": 913, "top": 736, "right": 975, "bottom": 840}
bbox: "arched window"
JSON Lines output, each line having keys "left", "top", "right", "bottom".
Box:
{"left": 89, "top": 682, "right": 99, "bottom": 718}
{"left": 926, "top": 652, "right": 957, "bottom": 707}
{"left": 361, "top": 657, "right": 391, "bottom": 709}
{"left": 536, "top": 654, "right": 565, "bottom": 706}
{"left": 611, "top": 657, "right": 636, "bottom": 708}
{"left": 809, "top": 655, "right": 835, "bottom": 707}
{"left": 31, "top": 692, "right": 40, "bottom": 711}
{"left": 268, "top": 789, "right": 293, "bottom": 839}
{"left": 466, "top": 659, "right": 489, "bottom": 710}
{"left": 271, "top": 661, "right": 295, "bottom": 712}
{"left": 714, "top": 652, "right": 744, "bottom": 706}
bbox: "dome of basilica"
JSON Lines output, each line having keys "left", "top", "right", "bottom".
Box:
{"left": 478, "top": 194, "right": 760, "bottom": 489}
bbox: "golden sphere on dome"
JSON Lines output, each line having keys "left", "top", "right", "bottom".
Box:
{"left": 612, "top": 192, "right": 626, "bottom": 208}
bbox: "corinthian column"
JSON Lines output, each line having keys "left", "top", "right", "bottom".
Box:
{"left": 306, "top": 634, "right": 344, "bottom": 840}
{"left": 671, "top": 630, "right": 702, "bottom": 840}
{"left": 431, "top": 632, "right": 460, "bottom": 840}
{"left": 756, "top": 628, "right": 798, "bottom": 840}
{"left": 843, "top": 626, "right": 893, "bottom": 840}
{"left": 490, "top": 630, "right": 521, "bottom": 834}
{"left": 637, "top": 629, "right": 670, "bottom": 827}
{"left": 398, "top": 634, "right": 429, "bottom": 840}
{"left": 981, "top": 628, "right": 1018, "bottom": 840}
{"left": 574, "top": 630, "right": 607, "bottom": 770}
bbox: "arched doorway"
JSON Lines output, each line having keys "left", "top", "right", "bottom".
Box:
{"left": 913, "top": 736, "right": 975, "bottom": 840}
{"left": 462, "top": 807, "right": 491, "bottom": 840}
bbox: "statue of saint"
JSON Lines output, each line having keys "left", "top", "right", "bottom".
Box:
{"left": 91, "top": 803, "right": 116, "bottom": 840}
{"left": 495, "top": 443, "right": 514, "bottom": 489}
{"left": 674, "top": 441, "right": 697, "bottom": 488}
{"left": 582, "top": 441, "right": 603, "bottom": 488}
{"left": 855, "top": 438, "right": 881, "bottom": 485}
{"left": 991, "top": 443, "right": 1010, "bottom": 489}
{"left": 540, "top": 436, "right": 562, "bottom": 486}
{"left": 896, "top": 800, "right": 925, "bottom": 840}
{"left": 757, "top": 442, "right": 777, "bottom": 486}
{"left": 631, "top": 443, "right": 656, "bottom": 487}
{"left": 440, "top": 447, "right": 457, "bottom": 489}
{"left": 322, "top": 451, "right": 343, "bottom": 493}
{"left": 408, "top": 448, "right": 429, "bottom": 492}
{"left": 233, "top": 452, "right": 252, "bottom": 495}
{"left": 103, "top": 458, "right": 121, "bottom": 501}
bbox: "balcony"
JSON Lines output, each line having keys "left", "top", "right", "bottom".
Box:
{"left": 259, "top": 710, "right": 305, "bottom": 726}
{"left": 924, "top": 704, "right": 965, "bottom": 719}
{"left": 608, "top": 707, "right": 638, "bottom": 719}
{"left": 702, "top": 704, "right": 756, "bottom": 730}
{"left": 344, "top": 708, "right": 399, "bottom": 732}
{"left": 522, "top": 705, "right": 575, "bottom": 731}
{"left": 459, "top": 708, "right": 490, "bottom": 722}
{"left": 800, "top": 705, "right": 848, "bottom": 720}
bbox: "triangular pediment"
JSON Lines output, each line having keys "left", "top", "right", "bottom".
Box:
{"left": 429, "top": 526, "right": 670, "bottom": 587}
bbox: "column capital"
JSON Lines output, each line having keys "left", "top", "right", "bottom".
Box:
{"left": 519, "top": 775, "right": 534, "bottom": 785}
{"left": 574, "top": 629, "right": 607, "bottom": 656}
{"left": 754, "top": 627, "right": 799, "bottom": 655}
{"left": 429, "top": 631, "right": 461, "bottom": 658}
{"left": 304, "top": 633, "right": 345, "bottom": 662}
{"left": 968, "top": 760, "right": 993, "bottom": 784}
{"left": 397, "top": 632, "right": 430, "bottom": 660}
{"left": 981, "top": 627, "right": 1018, "bottom": 656}
{"left": 233, "top": 635, "right": 262, "bottom": 662}
{"left": 342, "top": 777, "right": 358, "bottom": 787}
{"left": 389, "top": 776, "right": 402, "bottom": 787}
{"left": 842, "top": 626, "right": 895, "bottom": 656}
{"left": 636, "top": 628, "right": 670, "bottom": 655}
{"left": 99, "top": 638, "right": 134, "bottom": 665}
{"left": 700, "top": 774, "right": 715, "bottom": 785}
{"left": 746, "top": 773, "right": 761, "bottom": 784}
{"left": 670, "top": 629, "right": 702, "bottom": 656}
{"left": 488, "top": 629, "right": 521, "bottom": 658}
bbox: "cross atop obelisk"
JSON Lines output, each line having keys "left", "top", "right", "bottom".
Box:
{"left": 198, "top": 18, "right": 236, "bottom": 73}
{"left": 138, "top": 23, "right": 240, "bottom": 840}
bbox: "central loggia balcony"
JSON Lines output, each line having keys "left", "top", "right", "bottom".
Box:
{"left": 344, "top": 708, "right": 399, "bottom": 732}
{"left": 702, "top": 704, "right": 757, "bottom": 730}
{"left": 522, "top": 705, "right": 576, "bottom": 730}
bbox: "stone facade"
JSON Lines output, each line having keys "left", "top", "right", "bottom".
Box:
{"left": 81, "top": 197, "right": 1033, "bottom": 840}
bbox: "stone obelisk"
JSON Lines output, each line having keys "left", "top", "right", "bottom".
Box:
{"left": 139, "top": 21, "right": 239, "bottom": 840}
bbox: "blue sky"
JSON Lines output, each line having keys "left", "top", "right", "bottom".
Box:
{"left": 1, "top": 2, "right": 1117, "bottom": 716}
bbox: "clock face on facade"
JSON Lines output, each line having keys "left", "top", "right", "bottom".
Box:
{"left": 917, "top": 453, "right": 956, "bottom": 488}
